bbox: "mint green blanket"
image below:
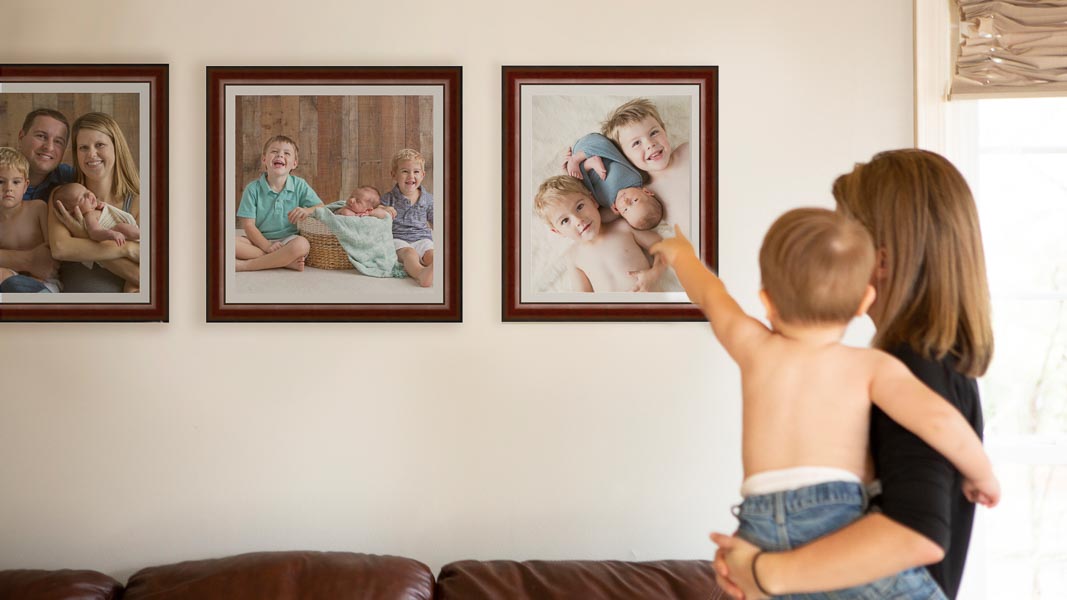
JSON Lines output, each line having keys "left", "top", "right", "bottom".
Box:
{"left": 313, "top": 203, "right": 406, "bottom": 278}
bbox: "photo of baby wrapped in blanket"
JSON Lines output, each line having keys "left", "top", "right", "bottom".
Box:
{"left": 226, "top": 93, "right": 443, "bottom": 304}
{"left": 528, "top": 94, "right": 697, "bottom": 296}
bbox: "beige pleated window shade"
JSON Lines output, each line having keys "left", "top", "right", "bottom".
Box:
{"left": 952, "top": 0, "right": 1067, "bottom": 98}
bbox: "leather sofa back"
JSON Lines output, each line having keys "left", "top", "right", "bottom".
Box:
{"left": 436, "top": 559, "right": 726, "bottom": 600}
{"left": 122, "top": 551, "right": 434, "bottom": 600}
{"left": 1, "top": 554, "right": 725, "bottom": 599}
{"left": 0, "top": 569, "right": 122, "bottom": 600}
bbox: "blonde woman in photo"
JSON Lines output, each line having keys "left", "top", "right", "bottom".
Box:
{"left": 48, "top": 112, "right": 141, "bottom": 292}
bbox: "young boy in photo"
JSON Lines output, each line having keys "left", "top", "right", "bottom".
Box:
{"left": 603, "top": 98, "right": 691, "bottom": 234}
{"left": 235, "top": 135, "right": 323, "bottom": 272}
{"left": 651, "top": 209, "right": 999, "bottom": 599}
{"left": 379, "top": 149, "right": 434, "bottom": 287}
{"left": 0, "top": 147, "right": 58, "bottom": 292}
{"left": 534, "top": 175, "right": 664, "bottom": 293}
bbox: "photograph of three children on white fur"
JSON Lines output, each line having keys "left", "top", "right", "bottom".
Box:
{"left": 529, "top": 94, "right": 699, "bottom": 294}
{"left": 233, "top": 95, "right": 436, "bottom": 290}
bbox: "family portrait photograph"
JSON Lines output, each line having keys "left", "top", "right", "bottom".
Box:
{"left": 0, "top": 64, "right": 168, "bottom": 322}
{"left": 503, "top": 66, "right": 717, "bottom": 321}
{"left": 207, "top": 66, "right": 461, "bottom": 322}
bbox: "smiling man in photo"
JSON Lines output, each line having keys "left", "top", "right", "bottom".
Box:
{"left": 17, "top": 108, "right": 75, "bottom": 201}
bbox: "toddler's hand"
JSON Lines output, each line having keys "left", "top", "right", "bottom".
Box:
{"left": 110, "top": 231, "right": 126, "bottom": 246}
{"left": 384, "top": 206, "right": 398, "bottom": 218}
{"left": 267, "top": 241, "right": 284, "bottom": 254}
{"left": 649, "top": 224, "right": 696, "bottom": 267}
{"left": 963, "top": 475, "right": 1001, "bottom": 507}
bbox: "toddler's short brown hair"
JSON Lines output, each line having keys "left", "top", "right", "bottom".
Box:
{"left": 759, "top": 208, "right": 874, "bottom": 324}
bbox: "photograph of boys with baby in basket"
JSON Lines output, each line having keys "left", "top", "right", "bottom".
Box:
{"left": 502, "top": 66, "right": 717, "bottom": 322}
{"left": 207, "top": 66, "right": 461, "bottom": 323}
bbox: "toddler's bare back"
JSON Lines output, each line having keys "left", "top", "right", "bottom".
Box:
{"left": 740, "top": 337, "right": 885, "bottom": 482}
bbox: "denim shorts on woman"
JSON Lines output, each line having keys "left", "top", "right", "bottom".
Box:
{"left": 734, "top": 480, "right": 947, "bottom": 600}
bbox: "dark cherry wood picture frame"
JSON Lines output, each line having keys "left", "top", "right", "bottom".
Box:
{"left": 0, "top": 64, "right": 168, "bottom": 322}
{"left": 502, "top": 66, "right": 717, "bottom": 322}
{"left": 206, "top": 66, "right": 462, "bottom": 322}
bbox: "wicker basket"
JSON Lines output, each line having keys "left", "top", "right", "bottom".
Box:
{"left": 298, "top": 216, "right": 352, "bottom": 270}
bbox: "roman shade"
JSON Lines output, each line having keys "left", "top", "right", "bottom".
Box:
{"left": 952, "top": 0, "right": 1067, "bottom": 98}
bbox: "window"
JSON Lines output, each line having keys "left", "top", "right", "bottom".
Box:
{"left": 945, "top": 97, "right": 1067, "bottom": 599}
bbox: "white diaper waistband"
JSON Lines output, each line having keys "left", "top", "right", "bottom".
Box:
{"left": 741, "top": 466, "right": 862, "bottom": 497}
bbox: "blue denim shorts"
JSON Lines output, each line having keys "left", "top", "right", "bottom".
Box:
{"left": 0, "top": 274, "right": 50, "bottom": 293}
{"left": 734, "top": 481, "right": 947, "bottom": 600}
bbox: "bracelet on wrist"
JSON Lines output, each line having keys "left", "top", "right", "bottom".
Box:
{"left": 752, "top": 550, "right": 773, "bottom": 597}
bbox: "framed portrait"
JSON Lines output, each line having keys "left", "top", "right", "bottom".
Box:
{"left": 0, "top": 64, "right": 168, "bottom": 322}
{"left": 206, "top": 66, "right": 461, "bottom": 322}
{"left": 502, "top": 66, "right": 717, "bottom": 321}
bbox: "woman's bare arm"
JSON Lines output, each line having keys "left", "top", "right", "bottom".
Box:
{"left": 99, "top": 257, "right": 139, "bottom": 286}
{"left": 713, "top": 514, "right": 944, "bottom": 598}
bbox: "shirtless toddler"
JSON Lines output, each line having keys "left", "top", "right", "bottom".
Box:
{"left": 0, "top": 147, "right": 58, "bottom": 292}
{"left": 651, "top": 209, "right": 998, "bottom": 599}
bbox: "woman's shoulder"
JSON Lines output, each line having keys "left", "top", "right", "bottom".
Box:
{"left": 887, "top": 343, "right": 981, "bottom": 417}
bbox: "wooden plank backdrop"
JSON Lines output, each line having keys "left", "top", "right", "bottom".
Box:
{"left": 0, "top": 93, "right": 141, "bottom": 171}
{"left": 234, "top": 95, "right": 434, "bottom": 207}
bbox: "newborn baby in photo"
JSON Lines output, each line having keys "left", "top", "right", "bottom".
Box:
{"left": 336, "top": 186, "right": 396, "bottom": 220}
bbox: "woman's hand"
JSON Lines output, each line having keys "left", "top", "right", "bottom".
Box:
{"left": 710, "top": 532, "right": 767, "bottom": 600}
{"left": 52, "top": 197, "right": 88, "bottom": 238}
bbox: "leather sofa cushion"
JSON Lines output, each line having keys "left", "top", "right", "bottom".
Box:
{"left": 123, "top": 551, "right": 433, "bottom": 600}
{"left": 436, "top": 559, "right": 726, "bottom": 600}
{"left": 0, "top": 569, "right": 122, "bottom": 600}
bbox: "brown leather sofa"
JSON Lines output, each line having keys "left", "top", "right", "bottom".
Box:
{"left": 0, "top": 550, "right": 726, "bottom": 599}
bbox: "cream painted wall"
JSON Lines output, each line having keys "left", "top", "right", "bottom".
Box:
{"left": 0, "top": 0, "right": 912, "bottom": 582}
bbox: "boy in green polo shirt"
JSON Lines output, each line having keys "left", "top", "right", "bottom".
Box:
{"left": 235, "top": 135, "right": 323, "bottom": 271}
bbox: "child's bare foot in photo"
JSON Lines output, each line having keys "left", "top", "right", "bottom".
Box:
{"left": 584, "top": 155, "right": 607, "bottom": 181}
{"left": 284, "top": 255, "right": 306, "bottom": 271}
{"left": 417, "top": 265, "right": 433, "bottom": 288}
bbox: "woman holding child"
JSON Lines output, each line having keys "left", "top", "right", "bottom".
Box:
{"left": 710, "top": 149, "right": 993, "bottom": 600}
{"left": 48, "top": 112, "right": 141, "bottom": 293}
